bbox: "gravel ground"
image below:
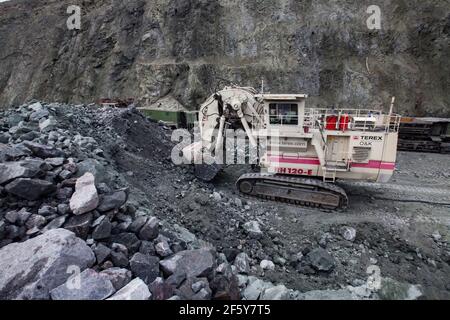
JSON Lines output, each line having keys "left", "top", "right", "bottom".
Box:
{"left": 215, "top": 153, "right": 450, "bottom": 298}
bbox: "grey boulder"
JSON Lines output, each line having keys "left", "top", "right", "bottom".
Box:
{"left": 50, "top": 268, "right": 115, "bottom": 300}
{"left": 340, "top": 226, "right": 357, "bottom": 242}
{"left": 92, "top": 216, "right": 112, "bottom": 240}
{"left": 296, "top": 289, "right": 358, "bottom": 300}
{"left": 155, "top": 240, "right": 173, "bottom": 258}
{"left": 100, "top": 268, "right": 132, "bottom": 291}
{"left": 39, "top": 118, "right": 57, "bottom": 133}
{"left": 28, "top": 102, "right": 43, "bottom": 111}
{"left": 97, "top": 190, "right": 128, "bottom": 212}
{"left": 130, "top": 253, "right": 160, "bottom": 284}
{"left": 0, "top": 229, "right": 95, "bottom": 300}
{"left": 242, "top": 278, "right": 273, "bottom": 300}
{"left": 159, "top": 249, "right": 215, "bottom": 278}
{"left": 41, "top": 215, "right": 67, "bottom": 233}
{"left": 260, "top": 285, "right": 291, "bottom": 300}
{"left": 107, "top": 278, "right": 151, "bottom": 300}
{"left": 377, "top": 278, "right": 422, "bottom": 300}
{"left": 29, "top": 108, "right": 49, "bottom": 121}
{"left": 75, "top": 159, "right": 110, "bottom": 184}
{"left": 307, "top": 248, "right": 336, "bottom": 272}
{"left": 69, "top": 173, "right": 99, "bottom": 215}
{"left": 0, "top": 144, "right": 31, "bottom": 162}
{"left": 93, "top": 243, "right": 111, "bottom": 265}
{"left": 64, "top": 213, "right": 93, "bottom": 239}
{"left": 138, "top": 216, "right": 159, "bottom": 240}
{"left": 0, "top": 159, "right": 46, "bottom": 185}
{"left": 234, "top": 252, "right": 251, "bottom": 274}
{"left": 23, "top": 141, "right": 64, "bottom": 158}
{"left": 5, "top": 178, "right": 56, "bottom": 200}
{"left": 243, "top": 221, "right": 263, "bottom": 239}
{"left": 45, "top": 157, "right": 65, "bottom": 167}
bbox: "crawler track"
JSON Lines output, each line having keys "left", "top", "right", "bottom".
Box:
{"left": 236, "top": 173, "right": 348, "bottom": 210}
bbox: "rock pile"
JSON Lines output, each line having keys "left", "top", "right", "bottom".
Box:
{"left": 1, "top": 101, "right": 305, "bottom": 301}
{"left": 0, "top": 102, "right": 241, "bottom": 300}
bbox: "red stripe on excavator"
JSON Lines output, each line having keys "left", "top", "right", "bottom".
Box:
{"left": 268, "top": 157, "right": 395, "bottom": 170}
{"left": 351, "top": 161, "right": 395, "bottom": 170}
{"left": 268, "top": 156, "right": 321, "bottom": 165}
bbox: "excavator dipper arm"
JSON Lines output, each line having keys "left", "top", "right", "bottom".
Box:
{"left": 183, "top": 86, "right": 264, "bottom": 181}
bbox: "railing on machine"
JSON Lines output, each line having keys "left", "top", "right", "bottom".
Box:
{"left": 257, "top": 109, "right": 401, "bottom": 134}
{"left": 306, "top": 108, "right": 401, "bottom": 133}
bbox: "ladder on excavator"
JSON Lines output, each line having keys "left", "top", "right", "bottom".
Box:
{"left": 322, "top": 160, "right": 349, "bottom": 182}
{"left": 311, "top": 124, "right": 350, "bottom": 183}
{"left": 323, "top": 167, "right": 337, "bottom": 182}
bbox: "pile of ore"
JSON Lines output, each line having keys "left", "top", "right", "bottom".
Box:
{"left": 0, "top": 102, "right": 243, "bottom": 300}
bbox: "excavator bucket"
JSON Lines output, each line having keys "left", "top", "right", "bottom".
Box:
{"left": 183, "top": 141, "right": 223, "bottom": 181}
{"left": 194, "top": 163, "right": 222, "bottom": 181}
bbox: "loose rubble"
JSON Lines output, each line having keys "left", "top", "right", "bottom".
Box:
{"left": 0, "top": 102, "right": 253, "bottom": 300}
{"left": 0, "top": 102, "right": 447, "bottom": 300}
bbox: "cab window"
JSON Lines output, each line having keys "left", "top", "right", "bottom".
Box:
{"left": 269, "top": 103, "right": 298, "bottom": 125}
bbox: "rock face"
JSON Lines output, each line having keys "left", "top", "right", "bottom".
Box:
{"left": 0, "top": 0, "right": 449, "bottom": 116}
{"left": 69, "top": 173, "right": 99, "bottom": 215}
{"left": 0, "top": 229, "right": 95, "bottom": 300}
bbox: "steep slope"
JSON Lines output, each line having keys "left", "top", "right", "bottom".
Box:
{"left": 0, "top": 0, "right": 449, "bottom": 116}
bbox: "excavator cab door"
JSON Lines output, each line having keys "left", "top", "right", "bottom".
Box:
{"left": 326, "top": 136, "right": 349, "bottom": 165}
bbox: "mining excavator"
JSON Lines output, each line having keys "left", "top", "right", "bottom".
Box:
{"left": 182, "top": 86, "right": 401, "bottom": 210}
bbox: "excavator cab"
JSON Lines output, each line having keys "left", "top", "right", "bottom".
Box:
{"left": 256, "top": 94, "right": 307, "bottom": 130}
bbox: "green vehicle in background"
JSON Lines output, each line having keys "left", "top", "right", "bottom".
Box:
{"left": 140, "top": 109, "right": 197, "bottom": 130}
